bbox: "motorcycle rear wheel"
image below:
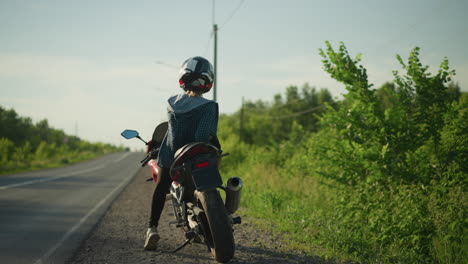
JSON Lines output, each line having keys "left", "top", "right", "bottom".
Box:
{"left": 195, "top": 190, "right": 234, "bottom": 263}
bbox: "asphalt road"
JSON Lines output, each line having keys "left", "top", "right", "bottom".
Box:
{"left": 0, "top": 152, "right": 144, "bottom": 264}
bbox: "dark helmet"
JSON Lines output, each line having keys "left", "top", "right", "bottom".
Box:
{"left": 178, "top": 56, "right": 214, "bottom": 93}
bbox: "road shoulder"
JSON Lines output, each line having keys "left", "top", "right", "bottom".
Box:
{"left": 70, "top": 167, "right": 324, "bottom": 264}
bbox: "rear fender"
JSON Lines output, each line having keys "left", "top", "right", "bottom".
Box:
{"left": 170, "top": 142, "right": 222, "bottom": 191}
{"left": 190, "top": 154, "right": 222, "bottom": 191}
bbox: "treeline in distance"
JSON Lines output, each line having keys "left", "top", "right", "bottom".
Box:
{"left": 0, "top": 107, "right": 123, "bottom": 174}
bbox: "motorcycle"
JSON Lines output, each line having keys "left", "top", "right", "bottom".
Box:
{"left": 121, "top": 122, "right": 242, "bottom": 263}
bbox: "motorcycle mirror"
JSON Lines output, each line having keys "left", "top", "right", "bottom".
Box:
{"left": 121, "top": 130, "right": 148, "bottom": 145}
{"left": 121, "top": 130, "right": 139, "bottom": 139}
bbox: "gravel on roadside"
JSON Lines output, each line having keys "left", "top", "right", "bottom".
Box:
{"left": 70, "top": 167, "right": 326, "bottom": 264}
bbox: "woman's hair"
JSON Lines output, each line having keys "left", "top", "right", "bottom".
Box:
{"left": 186, "top": 90, "right": 203, "bottom": 97}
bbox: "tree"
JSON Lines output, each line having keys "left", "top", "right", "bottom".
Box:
{"left": 314, "top": 41, "right": 465, "bottom": 262}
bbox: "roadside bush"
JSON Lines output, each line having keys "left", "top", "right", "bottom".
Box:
{"left": 219, "top": 42, "right": 466, "bottom": 263}
{"left": 307, "top": 42, "right": 467, "bottom": 263}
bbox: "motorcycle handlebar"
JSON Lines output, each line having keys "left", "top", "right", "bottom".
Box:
{"left": 140, "top": 148, "right": 159, "bottom": 167}
{"left": 140, "top": 155, "right": 151, "bottom": 167}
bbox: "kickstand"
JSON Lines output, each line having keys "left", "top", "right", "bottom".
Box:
{"left": 172, "top": 239, "right": 191, "bottom": 253}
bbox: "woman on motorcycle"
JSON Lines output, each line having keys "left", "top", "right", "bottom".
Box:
{"left": 144, "top": 56, "right": 219, "bottom": 250}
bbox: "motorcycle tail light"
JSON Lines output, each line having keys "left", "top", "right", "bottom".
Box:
{"left": 196, "top": 162, "right": 209, "bottom": 169}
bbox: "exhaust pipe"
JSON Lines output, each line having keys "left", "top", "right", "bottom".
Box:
{"left": 225, "top": 177, "right": 243, "bottom": 214}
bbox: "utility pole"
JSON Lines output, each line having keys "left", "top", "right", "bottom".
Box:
{"left": 240, "top": 97, "right": 244, "bottom": 142}
{"left": 213, "top": 23, "right": 218, "bottom": 102}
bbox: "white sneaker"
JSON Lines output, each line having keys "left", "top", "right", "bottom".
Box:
{"left": 144, "top": 227, "right": 160, "bottom": 250}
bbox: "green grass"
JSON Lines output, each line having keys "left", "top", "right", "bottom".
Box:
{"left": 0, "top": 151, "right": 118, "bottom": 175}
{"left": 219, "top": 141, "right": 357, "bottom": 262}
{"left": 219, "top": 136, "right": 467, "bottom": 264}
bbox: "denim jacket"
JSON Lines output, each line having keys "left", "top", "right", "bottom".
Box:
{"left": 157, "top": 94, "right": 218, "bottom": 168}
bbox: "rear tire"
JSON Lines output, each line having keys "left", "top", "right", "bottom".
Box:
{"left": 195, "top": 190, "right": 234, "bottom": 263}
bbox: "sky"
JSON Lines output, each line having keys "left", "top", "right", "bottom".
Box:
{"left": 1, "top": 0, "right": 467, "bottom": 150}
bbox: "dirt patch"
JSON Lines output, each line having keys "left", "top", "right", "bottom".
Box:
{"left": 70, "top": 167, "right": 325, "bottom": 264}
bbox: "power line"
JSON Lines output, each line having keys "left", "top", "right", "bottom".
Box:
{"left": 241, "top": 90, "right": 330, "bottom": 113}
{"left": 154, "top": 61, "right": 178, "bottom": 69}
{"left": 372, "top": 0, "right": 451, "bottom": 55}
{"left": 247, "top": 105, "right": 325, "bottom": 119}
{"left": 203, "top": 32, "right": 214, "bottom": 57}
{"left": 153, "top": 86, "right": 173, "bottom": 93}
{"left": 212, "top": 0, "right": 216, "bottom": 25}
{"left": 210, "top": 0, "right": 246, "bottom": 101}
{"left": 219, "top": 0, "right": 245, "bottom": 30}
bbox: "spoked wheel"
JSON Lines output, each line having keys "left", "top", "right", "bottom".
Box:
{"left": 171, "top": 196, "right": 181, "bottom": 222}
{"left": 171, "top": 195, "right": 189, "bottom": 231}
{"left": 195, "top": 190, "right": 235, "bottom": 263}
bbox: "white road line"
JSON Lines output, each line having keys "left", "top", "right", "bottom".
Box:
{"left": 113, "top": 152, "right": 131, "bottom": 163}
{"left": 33, "top": 170, "right": 135, "bottom": 264}
{"left": 0, "top": 165, "right": 105, "bottom": 191}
